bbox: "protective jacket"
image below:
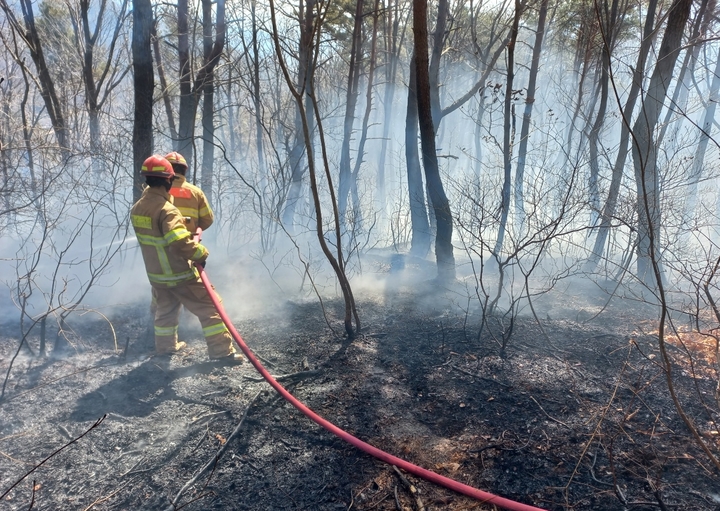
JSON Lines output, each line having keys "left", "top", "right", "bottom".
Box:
{"left": 131, "top": 186, "right": 208, "bottom": 288}
{"left": 169, "top": 175, "right": 214, "bottom": 234}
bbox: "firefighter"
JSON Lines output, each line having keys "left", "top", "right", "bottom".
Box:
{"left": 149, "top": 151, "right": 213, "bottom": 314}
{"left": 131, "top": 155, "right": 243, "bottom": 363}
{"left": 164, "top": 151, "right": 214, "bottom": 234}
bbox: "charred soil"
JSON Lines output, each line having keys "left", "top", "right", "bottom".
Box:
{"left": 1, "top": 276, "right": 720, "bottom": 511}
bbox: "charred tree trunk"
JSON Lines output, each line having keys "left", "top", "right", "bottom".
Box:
{"left": 132, "top": 0, "right": 154, "bottom": 202}
{"left": 270, "top": 0, "right": 359, "bottom": 337}
{"left": 250, "top": 0, "right": 266, "bottom": 184}
{"left": 175, "top": 0, "right": 225, "bottom": 173}
{"left": 406, "top": 54, "right": 431, "bottom": 257}
{"left": 631, "top": 0, "right": 692, "bottom": 288}
{"left": 72, "top": 0, "right": 129, "bottom": 175}
{"left": 376, "top": 0, "right": 404, "bottom": 228}
{"left": 514, "top": 0, "right": 548, "bottom": 230}
{"left": 350, "top": 0, "right": 381, "bottom": 222}
{"left": 349, "top": 0, "right": 380, "bottom": 224}
{"left": 493, "top": 0, "right": 521, "bottom": 258}
{"left": 413, "top": 0, "right": 454, "bottom": 281}
{"left": 657, "top": 0, "right": 712, "bottom": 149}
{"left": 176, "top": 0, "right": 193, "bottom": 167}
{"left": 152, "top": 22, "right": 178, "bottom": 144}
{"left": 338, "top": 0, "right": 364, "bottom": 236}
{"left": 428, "top": 0, "right": 449, "bottom": 130}
{"left": 200, "top": 0, "right": 223, "bottom": 208}
{"left": 587, "top": 0, "right": 658, "bottom": 270}
{"left": 587, "top": 0, "right": 618, "bottom": 229}
{"left": 686, "top": 36, "right": 720, "bottom": 228}
{"left": 0, "top": 0, "right": 69, "bottom": 158}
{"left": 282, "top": 0, "right": 316, "bottom": 230}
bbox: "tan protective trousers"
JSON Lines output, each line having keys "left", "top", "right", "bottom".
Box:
{"left": 152, "top": 279, "right": 236, "bottom": 359}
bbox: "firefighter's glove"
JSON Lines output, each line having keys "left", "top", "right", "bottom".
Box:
{"left": 199, "top": 260, "right": 206, "bottom": 269}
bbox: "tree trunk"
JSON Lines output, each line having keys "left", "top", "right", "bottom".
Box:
{"left": 587, "top": 0, "right": 659, "bottom": 270}
{"left": 514, "top": 0, "right": 549, "bottom": 230}
{"left": 152, "top": 22, "right": 178, "bottom": 144}
{"left": 132, "top": 0, "right": 154, "bottom": 202}
{"left": 376, "top": 0, "right": 404, "bottom": 231}
{"left": 281, "top": 0, "right": 315, "bottom": 231}
{"left": 338, "top": 0, "right": 364, "bottom": 236}
{"left": 428, "top": 0, "right": 449, "bottom": 130}
{"left": 685, "top": 37, "right": 720, "bottom": 229}
{"left": 176, "top": 0, "right": 194, "bottom": 170}
{"left": 270, "top": 0, "right": 359, "bottom": 338}
{"left": 493, "top": 0, "right": 521, "bottom": 258}
{"left": 73, "top": 0, "right": 130, "bottom": 175}
{"left": 174, "top": 0, "right": 225, "bottom": 177}
{"left": 413, "top": 0, "right": 454, "bottom": 281}
{"left": 406, "top": 54, "right": 431, "bottom": 257}
{"left": 350, "top": 0, "right": 381, "bottom": 225}
{"left": 200, "top": 0, "right": 217, "bottom": 208}
{"left": 656, "top": 0, "right": 712, "bottom": 149}
{"left": 631, "top": 0, "right": 693, "bottom": 288}
{"left": 587, "top": 0, "right": 617, "bottom": 229}
{"left": 0, "top": 0, "right": 69, "bottom": 157}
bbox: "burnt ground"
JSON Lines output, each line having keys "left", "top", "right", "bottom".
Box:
{"left": 2, "top": 266, "right": 720, "bottom": 511}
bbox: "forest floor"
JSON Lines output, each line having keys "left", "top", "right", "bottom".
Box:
{"left": 1, "top": 258, "right": 720, "bottom": 511}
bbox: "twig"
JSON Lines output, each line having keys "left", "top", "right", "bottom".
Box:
{"left": 243, "top": 369, "right": 321, "bottom": 383}
{"left": 450, "top": 365, "right": 512, "bottom": 388}
{"left": 0, "top": 362, "right": 116, "bottom": 404}
{"left": 191, "top": 410, "right": 230, "bottom": 423}
{"left": 588, "top": 451, "right": 612, "bottom": 487}
{"left": 563, "top": 350, "right": 630, "bottom": 505}
{"left": 82, "top": 476, "right": 138, "bottom": 510}
{"left": 168, "top": 391, "right": 261, "bottom": 509}
{"left": 0, "top": 450, "right": 30, "bottom": 464}
{"left": 392, "top": 466, "right": 425, "bottom": 511}
{"left": 74, "top": 308, "right": 118, "bottom": 353}
{"left": 0, "top": 415, "right": 106, "bottom": 500}
{"left": 654, "top": 489, "right": 670, "bottom": 511}
{"left": 122, "top": 336, "right": 130, "bottom": 360}
{"left": 119, "top": 457, "right": 146, "bottom": 478}
{"left": 469, "top": 443, "right": 504, "bottom": 454}
{"left": 200, "top": 390, "right": 226, "bottom": 399}
{"left": 190, "top": 427, "right": 209, "bottom": 454}
{"left": 529, "top": 395, "right": 570, "bottom": 429}
{"left": 393, "top": 485, "right": 403, "bottom": 511}
{"left": 28, "top": 479, "right": 36, "bottom": 509}
{"left": 57, "top": 425, "right": 72, "bottom": 440}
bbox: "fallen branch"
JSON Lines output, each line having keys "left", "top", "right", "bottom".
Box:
{"left": 168, "top": 391, "right": 261, "bottom": 510}
{"left": 529, "top": 395, "right": 571, "bottom": 429}
{"left": 119, "top": 457, "right": 147, "bottom": 478}
{"left": 393, "top": 485, "right": 404, "bottom": 511}
{"left": 0, "top": 415, "right": 106, "bottom": 500}
{"left": 392, "top": 466, "right": 425, "bottom": 511}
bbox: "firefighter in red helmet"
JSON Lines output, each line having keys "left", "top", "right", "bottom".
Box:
{"left": 130, "top": 155, "right": 243, "bottom": 363}
{"left": 164, "top": 151, "right": 214, "bottom": 234}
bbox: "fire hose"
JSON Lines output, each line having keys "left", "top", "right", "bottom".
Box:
{"left": 193, "top": 229, "right": 547, "bottom": 511}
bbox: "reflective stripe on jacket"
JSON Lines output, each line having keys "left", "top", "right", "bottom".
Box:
{"left": 130, "top": 186, "right": 209, "bottom": 288}
{"left": 169, "top": 175, "right": 214, "bottom": 234}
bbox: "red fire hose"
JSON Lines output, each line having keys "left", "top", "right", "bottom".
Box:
{"left": 193, "top": 230, "right": 547, "bottom": 511}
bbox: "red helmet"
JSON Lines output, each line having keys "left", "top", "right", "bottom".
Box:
{"left": 165, "top": 151, "right": 188, "bottom": 169}
{"left": 141, "top": 155, "right": 175, "bottom": 178}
